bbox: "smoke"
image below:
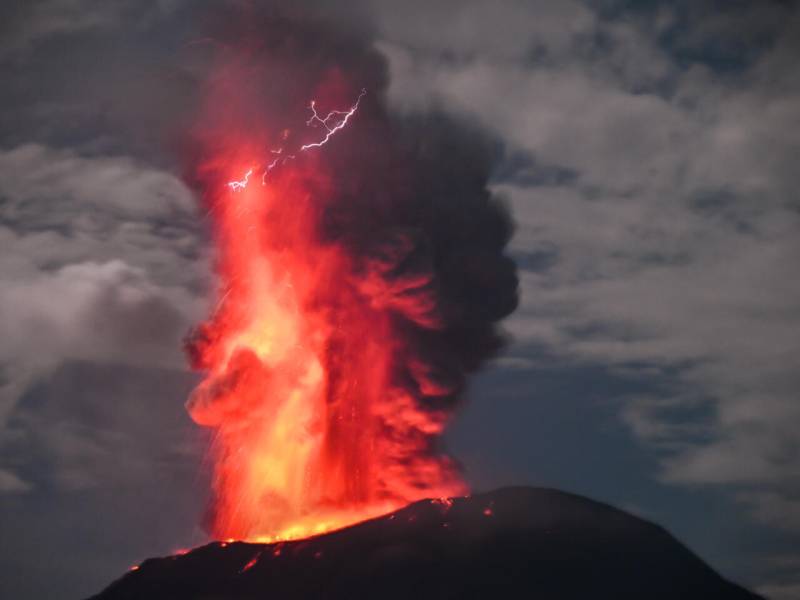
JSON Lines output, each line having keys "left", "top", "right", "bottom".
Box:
{"left": 181, "top": 7, "right": 518, "bottom": 539}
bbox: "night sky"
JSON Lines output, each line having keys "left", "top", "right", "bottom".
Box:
{"left": 1, "top": 1, "right": 799, "bottom": 599}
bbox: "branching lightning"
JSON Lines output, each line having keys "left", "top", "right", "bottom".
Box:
{"left": 300, "top": 88, "right": 366, "bottom": 151}
{"left": 226, "top": 89, "right": 366, "bottom": 191}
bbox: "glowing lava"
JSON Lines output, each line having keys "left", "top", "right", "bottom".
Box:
{"left": 185, "top": 89, "right": 465, "bottom": 543}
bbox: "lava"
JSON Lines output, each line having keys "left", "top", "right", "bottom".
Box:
{"left": 186, "top": 88, "right": 464, "bottom": 543}
{"left": 239, "top": 551, "right": 263, "bottom": 573}
{"left": 183, "top": 14, "right": 516, "bottom": 546}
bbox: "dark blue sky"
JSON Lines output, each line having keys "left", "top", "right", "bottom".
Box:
{"left": 0, "top": 1, "right": 798, "bottom": 599}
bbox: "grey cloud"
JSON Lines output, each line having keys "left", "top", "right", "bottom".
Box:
{"left": 0, "top": 0, "right": 185, "bottom": 58}
{"left": 754, "top": 554, "right": 800, "bottom": 600}
{"left": 0, "top": 143, "right": 209, "bottom": 494}
{"left": 0, "top": 142, "right": 207, "bottom": 296}
{"left": 372, "top": 0, "right": 595, "bottom": 62}
{"left": 657, "top": 0, "right": 791, "bottom": 71}
{"left": 0, "top": 144, "right": 196, "bottom": 226}
{"left": 756, "top": 583, "right": 800, "bottom": 600}
{"left": 5, "top": 361, "right": 205, "bottom": 492}
{"left": 501, "top": 178, "right": 800, "bottom": 500}
{"left": 0, "top": 362, "right": 208, "bottom": 600}
{"left": 0, "top": 467, "right": 32, "bottom": 493}
{"left": 0, "top": 260, "right": 195, "bottom": 368}
{"left": 380, "top": 43, "right": 688, "bottom": 194}
{"left": 738, "top": 491, "right": 800, "bottom": 533}
{"left": 0, "top": 143, "right": 208, "bottom": 375}
{"left": 376, "top": 0, "right": 800, "bottom": 562}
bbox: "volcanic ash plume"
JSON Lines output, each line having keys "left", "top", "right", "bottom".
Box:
{"left": 182, "top": 14, "right": 518, "bottom": 543}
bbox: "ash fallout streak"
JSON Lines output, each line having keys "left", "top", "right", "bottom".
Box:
{"left": 182, "top": 14, "right": 518, "bottom": 544}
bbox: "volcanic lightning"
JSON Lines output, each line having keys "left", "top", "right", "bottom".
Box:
{"left": 226, "top": 89, "right": 366, "bottom": 192}
{"left": 226, "top": 168, "right": 253, "bottom": 191}
{"left": 300, "top": 88, "right": 366, "bottom": 151}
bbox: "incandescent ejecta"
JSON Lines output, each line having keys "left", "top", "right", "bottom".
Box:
{"left": 182, "top": 12, "right": 518, "bottom": 543}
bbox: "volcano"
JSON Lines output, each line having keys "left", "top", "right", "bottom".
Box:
{"left": 89, "top": 487, "right": 761, "bottom": 600}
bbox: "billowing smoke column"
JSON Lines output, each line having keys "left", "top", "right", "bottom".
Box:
{"left": 183, "top": 13, "right": 518, "bottom": 543}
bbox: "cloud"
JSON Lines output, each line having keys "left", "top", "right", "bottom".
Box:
{"left": 372, "top": 0, "right": 595, "bottom": 62}
{"left": 0, "top": 467, "right": 32, "bottom": 493}
{"left": 376, "top": 0, "right": 800, "bottom": 546}
{"left": 0, "top": 260, "right": 194, "bottom": 368}
{"left": 756, "top": 582, "right": 800, "bottom": 600}
{"left": 0, "top": 143, "right": 208, "bottom": 491}
{"left": 6, "top": 361, "right": 205, "bottom": 491}
{"left": 0, "top": 362, "right": 209, "bottom": 600}
{"left": 0, "top": 0, "right": 184, "bottom": 58}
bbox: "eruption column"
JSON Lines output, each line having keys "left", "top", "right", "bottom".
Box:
{"left": 186, "top": 95, "right": 465, "bottom": 542}
{"left": 183, "top": 16, "right": 517, "bottom": 544}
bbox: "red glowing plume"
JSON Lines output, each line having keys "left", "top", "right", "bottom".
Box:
{"left": 183, "top": 13, "right": 517, "bottom": 544}
{"left": 186, "top": 88, "right": 465, "bottom": 543}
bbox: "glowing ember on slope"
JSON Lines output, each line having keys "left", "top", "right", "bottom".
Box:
{"left": 239, "top": 551, "right": 263, "bottom": 573}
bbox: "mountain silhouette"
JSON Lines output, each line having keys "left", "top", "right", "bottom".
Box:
{"left": 90, "top": 487, "right": 762, "bottom": 600}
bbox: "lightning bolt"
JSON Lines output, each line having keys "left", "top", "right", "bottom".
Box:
{"left": 261, "top": 149, "right": 296, "bottom": 185}
{"left": 227, "top": 168, "right": 253, "bottom": 191}
{"left": 300, "top": 88, "right": 366, "bottom": 151}
{"left": 226, "top": 89, "right": 366, "bottom": 191}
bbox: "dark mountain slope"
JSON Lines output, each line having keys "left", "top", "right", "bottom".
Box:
{"left": 90, "top": 486, "right": 762, "bottom": 600}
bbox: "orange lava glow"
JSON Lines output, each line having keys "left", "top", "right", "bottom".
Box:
{"left": 240, "top": 551, "right": 263, "bottom": 573}
{"left": 185, "top": 73, "right": 466, "bottom": 543}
